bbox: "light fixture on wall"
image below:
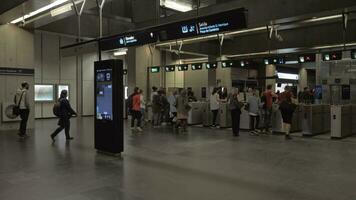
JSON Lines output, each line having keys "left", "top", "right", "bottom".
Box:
{"left": 113, "top": 48, "right": 128, "bottom": 56}
{"left": 160, "top": 0, "right": 193, "bottom": 12}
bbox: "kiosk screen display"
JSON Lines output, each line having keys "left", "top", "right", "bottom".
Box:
{"left": 96, "top": 68, "right": 113, "bottom": 121}
{"left": 35, "top": 85, "right": 54, "bottom": 102}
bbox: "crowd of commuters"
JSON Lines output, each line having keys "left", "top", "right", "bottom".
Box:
{"left": 126, "top": 85, "right": 299, "bottom": 139}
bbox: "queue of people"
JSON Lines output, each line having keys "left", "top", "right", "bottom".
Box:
{"left": 129, "top": 85, "right": 298, "bottom": 139}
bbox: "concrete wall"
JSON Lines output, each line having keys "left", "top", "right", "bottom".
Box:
{"left": 0, "top": 24, "right": 35, "bottom": 131}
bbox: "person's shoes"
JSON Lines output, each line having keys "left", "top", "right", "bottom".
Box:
{"left": 66, "top": 137, "right": 74, "bottom": 140}
{"left": 233, "top": 134, "right": 239, "bottom": 137}
{"left": 51, "top": 135, "right": 55, "bottom": 143}
{"left": 285, "top": 135, "right": 292, "bottom": 140}
{"left": 136, "top": 127, "right": 143, "bottom": 132}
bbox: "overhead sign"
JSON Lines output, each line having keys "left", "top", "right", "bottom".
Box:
{"left": 158, "top": 8, "right": 246, "bottom": 42}
{"left": 0, "top": 67, "right": 34, "bottom": 76}
{"left": 99, "top": 8, "right": 246, "bottom": 51}
{"left": 100, "top": 31, "right": 156, "bottom": 51}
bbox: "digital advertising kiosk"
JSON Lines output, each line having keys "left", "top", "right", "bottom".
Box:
{"left": 94, "top": 59, "right": 124, "bottom": 155}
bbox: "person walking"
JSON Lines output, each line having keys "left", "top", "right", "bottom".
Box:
{"left": 248, "top": 89, "right": 261, "bottom": 136}
{"left": 279, "top": 92, "right": 297, "bottom": 140}
{"left": 152, "top": 90, "right": 162, "bottom": 128}
{"left": 176, "top": 89, "right": 191, "bottom": 133}
{"left": 261, "top": 85, "right": 277, "bottom": 134}
{"left": 51, "top": 90, "right": 77, "bottom": 143}
{"left": 228, "top": 88, "right": 242, "bottom": 137}
{"left": 131, "top": 88, "right": 143, "bottom": 132}
{"left": 14, "top": 82, "right": 31, "bottom": 138}
{"left": 139, "top": 89, "right": 146, "bottom": 127}
{"left": 210, "top": 88, "right": 220, "bottom": 128}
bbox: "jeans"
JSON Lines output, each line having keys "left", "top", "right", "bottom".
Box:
{"left": 153, "top": 112, "right": 161, "bottom": 126}
{"left": 263, "top": 107, "right": 272, "bottom": 131}
{"left": 230, "top": 109, "right": 240, "bottom": 136}
{"left": 131, "top": 110, "right": 142, "bottom": 128}
{"left": 211, "top": 109, "right": 219, "bottom": 126}
{"left": 19, "top": 109, "right": 30, "bottom": 135}
{"left": 250, "top": 115, "right": 260, "bottom": 130}
{"left": 51, "top": 118, "right": 71, "bottom": 139}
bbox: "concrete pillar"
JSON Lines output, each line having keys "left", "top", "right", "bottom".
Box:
{"left": 299, "top": 67, "right": 308, "bottom": 90}
{"left": 265, "top": 64, "right": 276, "bottom": 90}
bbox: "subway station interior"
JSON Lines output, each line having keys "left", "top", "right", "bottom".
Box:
{"left": 1, "top": 0, "right": 356, "bottom": 199}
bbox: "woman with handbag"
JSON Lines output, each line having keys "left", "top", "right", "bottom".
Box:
{"left": 228, "top": 88, "right": 242, "bottom": 137}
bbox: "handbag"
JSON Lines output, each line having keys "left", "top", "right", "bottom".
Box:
{"left": 13, "top": 91, "right": 24, "bottom": 116}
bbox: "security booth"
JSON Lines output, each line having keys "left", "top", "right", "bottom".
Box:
{"left": 94, "top": 59, "right": 124, "bottom": 155}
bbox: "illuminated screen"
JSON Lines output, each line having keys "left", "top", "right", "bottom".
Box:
{"left": 35, "top": 85, "right": 54, "bottom": 102}
{"left": 96, "top": 68, "right": 113, "bottom": 121}
{"left": 277, "top": 72, "right": 299, "bottom": 80}
{"left": 57, "top": 85, "right": 69, "bottom": 99}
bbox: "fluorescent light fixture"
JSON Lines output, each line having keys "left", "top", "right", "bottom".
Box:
{"left": 11, "top": 0, "right": 70, "bottom": 24}
{"left": 285, "top": 60, "right": 299, "bottom": 64}
{"left": 50, "top": 4, "right": 72, "bottom": 17}
{"left": 302, "top": 14, "right": 343, "bottom": 23}
{"left": 277, "top": 72, "right": 299, "bottom": 80}
{"left": 113, "top": 48, "right": 128, "bottom": 56}
{"left": 160, "top": 0, "right": 193, "bottom": 12}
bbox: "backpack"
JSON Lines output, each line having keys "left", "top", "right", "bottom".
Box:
{"left": 127, "top": 94, "right": 134, "bottom": 113}
{"left": 53, "top": 100, "right": 61, "bottom": 117}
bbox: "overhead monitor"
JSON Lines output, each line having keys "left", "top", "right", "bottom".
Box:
{"left": 322, "top": 51, "right": 342, "bottom": 61}
{"left": 191, "top": 63, "right": 203, "bottom": 70}
{"left": 35, "top": 84, "right": 54, "bottom": 102}
{"left": 150, "top": 67, "right": 160, "bottom": 73}
{"left": 206, "top": 62, "right": 217, "bottom": 69}
{"left": 178, "top": 64, "right": 189, "bottom": 71}
{"left": 165, "top": 65, "right": 175, "bottom": 72}
{"left": 298, "top": 54, "right": 316, "bottom": 63}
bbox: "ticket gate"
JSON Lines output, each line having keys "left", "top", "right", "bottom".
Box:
{"left": 202, "top": 102, "right": 212, "bottom": 127}
{"left": 188, "top": 102, "right": 204, "bottom": 125}
{"left": 330, "top": 105, "right": 356, "bottom": 138}
{"left": 219, "top": 102, "right": 231, "bottom": 128}
{"left": 302, "top": 104, "right": 330, "bottom": 136}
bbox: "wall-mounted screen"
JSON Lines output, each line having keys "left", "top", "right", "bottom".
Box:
{"left": 35, "top": 85, "right": 54, "bottom": 102}
{"left": 96, "top": 68, "right": 113, "bottom": 121}
{"left": 57, "top": 85, "right": 69, "bottom": 100}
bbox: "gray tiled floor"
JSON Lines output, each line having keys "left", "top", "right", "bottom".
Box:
{"left": 1, "top": 117, "right": 356, "bottom": 200}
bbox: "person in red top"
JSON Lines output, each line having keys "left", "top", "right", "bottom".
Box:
{"left": 131, "top": 87, "right": 143, "bottom": 132}
{"left": 261, "top": 85, "right": 277, "bottom": 134}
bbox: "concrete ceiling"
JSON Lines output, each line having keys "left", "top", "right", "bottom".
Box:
{"left": 0, "top": 0, "right": 29, "bottom": 15}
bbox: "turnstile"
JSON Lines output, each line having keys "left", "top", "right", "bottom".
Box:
{"left": 202, "top": 102, "right": 212, "bottom": 127}
{"left": 188, "top": 102, "right": 204, "bottom": 125}
{"left": 330, "top": 105, "right": 354, "bottom": 138}
{"left": 302, "top": 104, "right": 330, "bottom": 136}
{"left": 219, "top": 102, "right": 231, "bottom": 128}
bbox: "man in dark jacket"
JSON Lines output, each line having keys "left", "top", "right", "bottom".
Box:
{"left": 51, "top": 90, "right": 77, "bottom": 143}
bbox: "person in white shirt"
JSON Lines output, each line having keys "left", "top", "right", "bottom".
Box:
{"left": 210, "top": 88, "right": 220, "bottom": 127}
{"left": 14, "top": 82, "right": 30, "bottom": 138}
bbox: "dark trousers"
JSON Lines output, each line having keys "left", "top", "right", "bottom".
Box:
{"left": 211, "top": 109, "right": 219, "bottom": 126}
{"left": 231, "top": 109, "right": 241, "bottom": 136}
{"left": 263, "top": 107, "right": 272, "bottom": 131}
{"left": 131, "top": 110, "right": 142, "bottom": 127}
{"left": 51, "top": 118, "right": 71, "bottom": 139}
{"left": 19, "top": 109, "right": 30, "bottom": 135}
{"left": 250, "top": 115, "right": 260, "bottom": 130}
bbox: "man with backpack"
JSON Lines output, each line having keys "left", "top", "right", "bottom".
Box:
{"left": 14, "top": 82, "right": 30, "bottom": 138}
{"left": 51, "top": 90, "right": 77, "bottom": 143}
